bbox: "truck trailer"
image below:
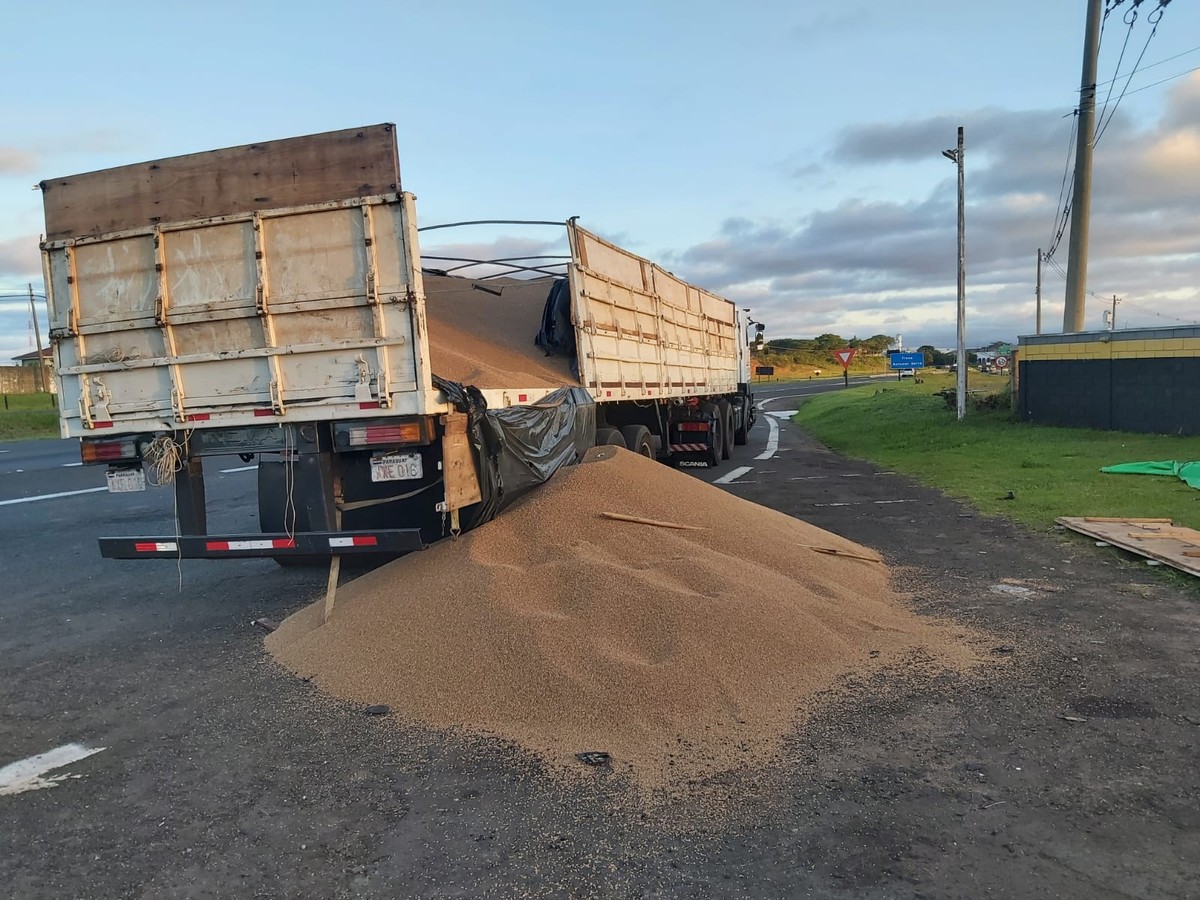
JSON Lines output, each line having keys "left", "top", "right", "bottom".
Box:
{"left": 38, "top": 124, "right": 761, "bottom": 562}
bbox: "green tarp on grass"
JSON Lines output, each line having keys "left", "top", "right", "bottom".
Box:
{"left": 1100, "top": 460, "right": 1200, "bottom": 490}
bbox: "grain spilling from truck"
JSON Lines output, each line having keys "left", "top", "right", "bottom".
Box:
{"left": 422, "top": 274, "right": 574, "bottom": 388}
{"left": 267, "top": 447, "right": 981, "bottom": 790}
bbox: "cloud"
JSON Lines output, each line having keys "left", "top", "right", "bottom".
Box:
{"left": 420, "top": 234, "right": 568, "bottom": 280}
{"left": 0, "top": 147, "right": 38, "bottom": 175}
{"left": 666, "top": 83, "right": 1200, "bottom": 348}
{"left": 0, "top": 236, "right": 42, "bottom": 282}
{"left": 0, "top": 236, "right": 41, "bottom": 280}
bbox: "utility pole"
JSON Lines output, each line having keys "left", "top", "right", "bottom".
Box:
{"left": 28, "top": 282, "right": 45, "bottom": 394}
{"left": 943, "top": 127, "right": 966, "bottom": 422}
{"left": 1110, "top": 293, "right": 1120, "bottom": 330}
{"left": 1036, "top": 249, "right": 1043, "bottom": 335}
{"left": 1063, "top": 0, "right": 1103, "bottom": 332}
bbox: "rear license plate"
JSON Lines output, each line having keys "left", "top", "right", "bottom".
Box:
{"left": 370, "top": 452, "right": 423, "bottom": 482}
{"left": 107, "top": 468, "right": 146, "bottom": 493}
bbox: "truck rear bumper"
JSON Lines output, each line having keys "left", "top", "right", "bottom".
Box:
{"left": 98, "top": 530, "right": 424, "bottom": 560}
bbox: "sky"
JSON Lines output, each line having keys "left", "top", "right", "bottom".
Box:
{"left": 1, "top": 0, "right": 1198, "bottom": 361}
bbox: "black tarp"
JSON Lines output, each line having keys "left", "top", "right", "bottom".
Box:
{"left": 433, "top": 375, "right": 595, "bottom": 531}
{"left": 534, "top": 278, "right": 580, "bottom": 379}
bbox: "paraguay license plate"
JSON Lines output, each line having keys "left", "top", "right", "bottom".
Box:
{"left": 370, "top": 452, "right": 423, "bottom": 482}
{"left": 107, "top": 468, "right": 147, "bottom": 493}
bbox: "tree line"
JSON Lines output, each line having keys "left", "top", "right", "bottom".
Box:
{"left": 759, "top": 335, "right": 962, "bottom": 369}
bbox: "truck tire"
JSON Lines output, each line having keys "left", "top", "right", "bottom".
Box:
{"left": 705, "top": 414, "right": 722, "bottom": 468}
{"left": 734, "top": 397, "right": 750, "bottom": 445}
{"left": 716, "top": 400, "right": 733, "bottom": 460}
{"left": 620, "top": 424, "right": 655, "bottom": 459}
{"left": 595, "top": 426, "right": 625, "bottom": 448}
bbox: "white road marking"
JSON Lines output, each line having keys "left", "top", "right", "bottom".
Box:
{"left": 219, "top": 465, "right": 258, "bottom": 474}
{"left": 813, "top": 499, "right": 917, "bottom": 507}
{"left": 62, "top": 462, "right": 83, "bottom": 467}
{"left": 755, "top": 414, "right": 780, "bottom": 460}
{"left": 713, "top": 466, "right": 754, "bottom": 484}
{"left": 765, "top": 409, "right": 799, "bottom": 418}
{"left": 0, "top": 743, "right": 105, "bottom": 796}
{"left": 0, "top": 486, "right": 108, "bottom": 506}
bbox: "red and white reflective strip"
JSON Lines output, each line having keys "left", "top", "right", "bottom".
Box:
{"left": 205, "top": 539, "right": 296, "bottom": 552}
{"left": 328, "top": 536, "right": 378, "bottom": 548}
{"left": 669, "top": 443, "right": 708, "bottom": 452}
{"left": 134, "top": 541, "right": 178, "bottom": 553}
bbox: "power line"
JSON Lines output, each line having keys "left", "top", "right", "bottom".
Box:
{"left": 1095, "top": 1, "right": 1138, "bottom": 133}
{"left": 1095, "top": 0, "right": 1172, "bottom": 144}
{"left": 1095, "top": 43, "right": 1200, "bottom": 87}
{"left": 1119, "top": 297, "right": 1199, "bottom": 324}
{"left": 1119, "top": 64, "right": 1200, "bottom": 98}
{"left": 1044, "top": 117, "right": 1077, "bottom": 262}
{"left": 1043, "top": 260, "right": 1196, "bottom": 325}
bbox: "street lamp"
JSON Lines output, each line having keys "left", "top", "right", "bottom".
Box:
{"left": 943, "top": 126, "right": 967, "bottom": 422}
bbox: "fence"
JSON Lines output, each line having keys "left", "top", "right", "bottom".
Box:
{"left": 0, "top": 365, "right": 54, "bottom": 394}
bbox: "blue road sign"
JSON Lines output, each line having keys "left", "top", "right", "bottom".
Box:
{"left": 889, "top": 351, "right": 925, "bottom": 370}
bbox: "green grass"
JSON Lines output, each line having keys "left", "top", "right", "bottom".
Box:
{"left": 793, "top": 373, "right": 1200, "bottom": 532}
{"left": 0, "top": 392, "right": 60, "bottom": 441}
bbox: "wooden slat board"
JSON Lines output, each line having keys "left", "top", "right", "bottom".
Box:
{"left": 41, "top": 124, "right": 401, "bottom": 240}
{"left": 1057, "top": 516, "right": 1200, "bottom": 577}
{"left": 440, "top": 413, "right": 482, "bottom": 511}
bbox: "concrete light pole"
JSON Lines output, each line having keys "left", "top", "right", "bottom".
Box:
{"left": 1063, "top": 0, "right": 1103, "bottom": 332}
{"left": 1036, "top": 249, "right": 1043, "bottom": 335}
{"left": 943, "top": 127, "right": 966, "bottom": 422}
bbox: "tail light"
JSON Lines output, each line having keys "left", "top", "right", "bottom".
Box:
{"left": 81, "top": 437, "right": 140, "bottom": 464}
{"left": 334, "top": 417, "right": 435, "bottom": 449}
{"left": 677, "top": 421, "right": 710, "bottom": 432}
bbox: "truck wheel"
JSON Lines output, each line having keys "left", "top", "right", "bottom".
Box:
{"left": 734, "top": 398, "right": 750, "bottom": 445}
{"left": 716, "top": 400, "right": 733, "bottom": 460}
{"left": 595, "top": 426, "right": 625, "bottom": 448}
{"left": 705, "top": 414, "right": 722, "bottom": 468}
{"left": 620, "top": 424, "right": 655, "bottom": 459}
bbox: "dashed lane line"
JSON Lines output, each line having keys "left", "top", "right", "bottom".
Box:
{"left": 0, "top": 486, "right": 108, "bottom": 506}
{"left": 0, "top": 743, "right": 106, "bottom": 796}
{"left": 713, "top": 465, "right": 754, "bottom": 485}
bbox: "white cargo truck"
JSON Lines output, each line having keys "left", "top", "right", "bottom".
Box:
{"left": 38, "top": 125, "right": 761, "bottom": 562}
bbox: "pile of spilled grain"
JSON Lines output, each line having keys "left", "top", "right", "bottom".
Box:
{"left": 267, "top": 447, "right": 978, "bottom": 788}
{"left": 423, "top": 274, "right": 574, "bottom": 389}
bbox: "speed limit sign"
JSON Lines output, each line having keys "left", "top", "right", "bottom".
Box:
{"left": 994, "top": 356, "right": 1009, "bottom": 369}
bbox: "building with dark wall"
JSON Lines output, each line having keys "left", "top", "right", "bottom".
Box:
{"left": 1018, "top": 325, "right": 1200, "bottom": 435}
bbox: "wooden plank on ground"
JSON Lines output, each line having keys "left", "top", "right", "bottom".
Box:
{"left": 1057, "top": 516, "right": 1200, "bottom": 577}
{"left": 41, "top": 124, "right": 401, "bottom": 240}
{"left": 1083, "top": 516, "right": 1173, "bottom": 523}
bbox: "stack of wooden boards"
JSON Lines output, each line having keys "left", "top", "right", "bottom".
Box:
{"left": 1057, "top": 517, "right": 1200, "bottom": 576}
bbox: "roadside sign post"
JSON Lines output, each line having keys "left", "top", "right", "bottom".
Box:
{"left": 833, "top": 348, "right": 856, "bottom": 386}
{"left": 888, "top": 351, "right": 925, "bottom": 381}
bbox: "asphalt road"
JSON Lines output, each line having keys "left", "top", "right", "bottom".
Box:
{"left": 2, "top": 376, "right": 1196, "bottom": 899}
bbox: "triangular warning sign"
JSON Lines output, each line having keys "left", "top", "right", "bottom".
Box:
{"left": 834, "top": 348, "right": 857, "bottom": 368}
